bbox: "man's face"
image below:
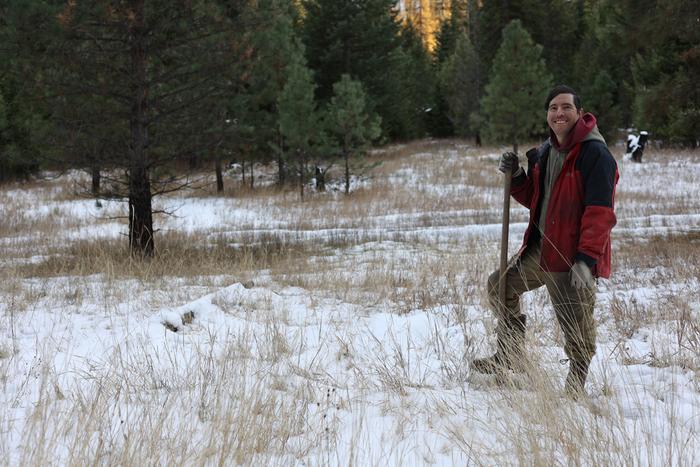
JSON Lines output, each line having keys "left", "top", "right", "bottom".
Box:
{"left": 547, "top": 93, "right": 582, "bottom": 142}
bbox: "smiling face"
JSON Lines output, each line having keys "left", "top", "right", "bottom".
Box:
{"left": 547, "top": 93, "right": 582, "bottom": 144}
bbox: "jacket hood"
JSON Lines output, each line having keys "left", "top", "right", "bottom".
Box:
{"left": 550, "top": 112, "right": 597, "bottom": 152}
{"left": 581, "top": 124, "right": 606, "bottom": 145}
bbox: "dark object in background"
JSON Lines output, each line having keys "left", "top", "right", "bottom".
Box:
{"left": 315, "top": 166, "right": 326, "bottom": 192}
{"left": 626, "top": 131, "right": 649, "bottom": 163}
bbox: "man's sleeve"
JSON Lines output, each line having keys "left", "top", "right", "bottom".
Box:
{"left": 510, "top": 147, "right": 540, "bottom": 208}
{"left": 576, "top": 144, "right": 618, "bottom": 267}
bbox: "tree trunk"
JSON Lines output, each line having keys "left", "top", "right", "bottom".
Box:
{"left": 241, "top": 160, "right": 246, "bottom": 184}
{"left": 299, "top": 150, "right": 304, "bottom": 201}
{"left": 91, "top": 165, "right": 101, "bottom": 197}
{"left": 278, "top": 154, "right": 285, "bottom": 185}
{"left": 188, "top": 152, "right": 199, "bottom": 170}
{"left": 215, "top": 156, "right": 224, "bottom": 193}
{"left": 128, "top": 167, "right": 154, "bottom": 257}
{"left": 344, "top": 151, "right": 350, "bottom": 195}
{"left": 250, "top": 162, "right": 254, "bottom": 189}
{"left": 128, "top": 0, "right": 154, "bottom": 257}
{"left": 277, "top": 131, "right": 286, "bottom": 186}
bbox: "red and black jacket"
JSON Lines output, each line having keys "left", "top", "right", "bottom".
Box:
{"left": 511, "top": 115, "right": 619, "bottom": 278}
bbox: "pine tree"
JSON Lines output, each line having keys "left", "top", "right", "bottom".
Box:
{"left": 326, "top": 74, "right": 381, "bottom": 195}
{"left": 431, "top": 0, "right": 484, "bottom": 139}
{"left": 584, "top": 70, "right": 619, "bottom": 142}
{"left": 517, "top": 0, "right": 579, "bottom": 83}
{"left": 395, "top": 21, "right": 434, "bottom": 139}
{"left": 0, "top": 77, "right": 42, "bottom": 182}
{"left": 433, "top": 0, "right": 467, "bottom": 65}
{"left": 0, "top": 0, "right": 54, "bottom": 183}
{"left": 42, "top": 0, "right": 243, "bottom": 256}
{"left": 202, "top": 1, "right": 254, "bottom": 194}
{"left": 430, "top": 17, "right": 459, "bottom": 137}
{"left": 278, "top": 62, "right": 320, "bottom": 201}
{"left": 571, "top": 0, "right": 632, "bottom": 137}
{"left": 475, "top": 0, "right": 520, "bottom": 77}
{"left": 0, "top": 87, "right": 14, "bottom": 181}
{"left": 570, "top": 0, "right": 699, "bottom": 146}
{"left": 438, "top": 30, "right": 480, "bottom": 140}
{"left": 481, "top": 20, "right": 552, "bottom": 153}
{"left": 302, "top": 0, "right": 408, "bottom": 138}
{"left": 630, "top": 0, "right": 700, "bottom": 146}
{"left": 246, "top": 0, "right": 305, "bottom": 185}
{"left": 475, "top": 0, "right": 579, "bottom": 83}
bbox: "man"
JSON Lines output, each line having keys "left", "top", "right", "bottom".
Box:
{"left": 472, "top": 85, "right": 619, "bottom": 396}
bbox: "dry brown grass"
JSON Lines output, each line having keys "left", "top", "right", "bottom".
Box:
{"left": 614, "top": 232, "right": 700, "bottom": 275}
{"left": 16, "top": 232, "right": 311, "bottom": 282}
{"left": 12, "top": 336, "right": 315, "bottom": 466}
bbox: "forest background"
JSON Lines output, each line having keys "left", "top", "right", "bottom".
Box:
{"left": 1, "top": 0, "right": 698, "bottom": 255}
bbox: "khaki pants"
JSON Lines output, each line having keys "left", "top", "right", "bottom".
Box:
{"left": 487, "top": 243, "right": 596, "bottom": 364}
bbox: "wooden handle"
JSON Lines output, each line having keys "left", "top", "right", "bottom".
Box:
{"left": 499, "top": 168, "right": 512, "bottom": 310}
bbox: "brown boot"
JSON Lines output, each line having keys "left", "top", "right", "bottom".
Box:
{"left": 565, "top": 359, "right": 590, "bottom": 398}
{"left": 472, "top": 315, "right": 527, "bottom": 374}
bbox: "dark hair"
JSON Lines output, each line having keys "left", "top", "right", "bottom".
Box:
{"left": 545, "top": 85, "right": 581, "bottom": 111}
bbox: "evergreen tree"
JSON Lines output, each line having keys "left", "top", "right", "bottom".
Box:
{"left": 583, "top": 70, "right": 619, "bottom": 142}
{"left": 429, "top": 0, "right": 469, "bottom": 137}
{"left": 0, "top": 87, "right": 15, "bottom": 181}
{"left": 302, "top": 0, "right": 408, "bottom": 138}
{"left": 630, "top": 0, "right": 700, "bottom": 146}
{"left": 434, "top": 21, "right": 456, "bottom": 66}
{"left": 278, "top": 62, "right": 320, "bottom": 201}
{"left": 326, "top": 74, "right": 381, "bottom": 195}
{"left": 466, "top": 0, "right": 484, "bottom": 144}
{"left": 42, "top": 0, "right": 243, "bottom": 256}
{"left": 49, "top": 50, "right": 124, "bottom": 197}
{"left": 433, "top": 0, "right": 467, "bottom": 65}
{"left": 571, "top": 0, "right": 633, "bottom": 137}
{"left": 203, "top": 0, "right": 253, "bottom": 194}
{"left": 395, "top": 21, "right": 434, "bottom": 139}
{"left": 476, "top": 0, "right": 579, "bottom": 83}
{"left": 0, "top": 77, "right": 42, "bottom": 182}
{"left": 518, "top": 0, "right": 579, "bottom": 83}
{"left": 246, "top": 0, "right": 305, "bottom": 185}
{"left": 481, "top": 20, "right": 552, "bottom": 153}
{"left": 0, "top": 0, "right": 54, "bottom": 183}
{"left": 570, "top": 0, "right": 699, "bottom": 146}
{"left": 475, "top": 0, "right": 522, "bottom": 77}
{"left": 438, "top": 30, "right": 480, "bottom": 140}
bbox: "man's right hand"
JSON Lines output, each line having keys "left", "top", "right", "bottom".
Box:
{"left": 499, "top": 151, "right": 520, "bottom": 174}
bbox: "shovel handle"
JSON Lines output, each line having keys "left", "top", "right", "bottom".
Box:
{"left": 499, "top": 168, "right": 512, "bottom": 309}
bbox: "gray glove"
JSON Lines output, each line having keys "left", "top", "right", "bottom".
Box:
{"left": 570, "top": 261, "right": 594, "bottom": 289}
{"left": 499, "top": 151, "right": 520, "bottom": 175}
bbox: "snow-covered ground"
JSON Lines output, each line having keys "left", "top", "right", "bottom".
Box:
{"left": 1, "top": 142, "right": 700, "bottom": 465}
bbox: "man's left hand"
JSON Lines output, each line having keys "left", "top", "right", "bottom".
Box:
{"left": 570, "top": 261, "right": 594, "bottom": 289}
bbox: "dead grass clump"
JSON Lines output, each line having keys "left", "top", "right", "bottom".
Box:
{"left": 615, "top": 232, "right": 700, "bottom": 275}
{"left": 188, "top": 176, "right": 283, "bottom": 200}
{"left": 675, "top": 307, "right": 700, "bottom": 368}
{"left": 372, "top": 138, "right": 456, "bottom": 160}
{"left": 18, "top": 231, "right": 308, "bottom": 281}
{"left": 609, "top": 293, "right": 654, "bottom": 339}
{"left": 0, "top": 205, "right": 34, "bottom": 238}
